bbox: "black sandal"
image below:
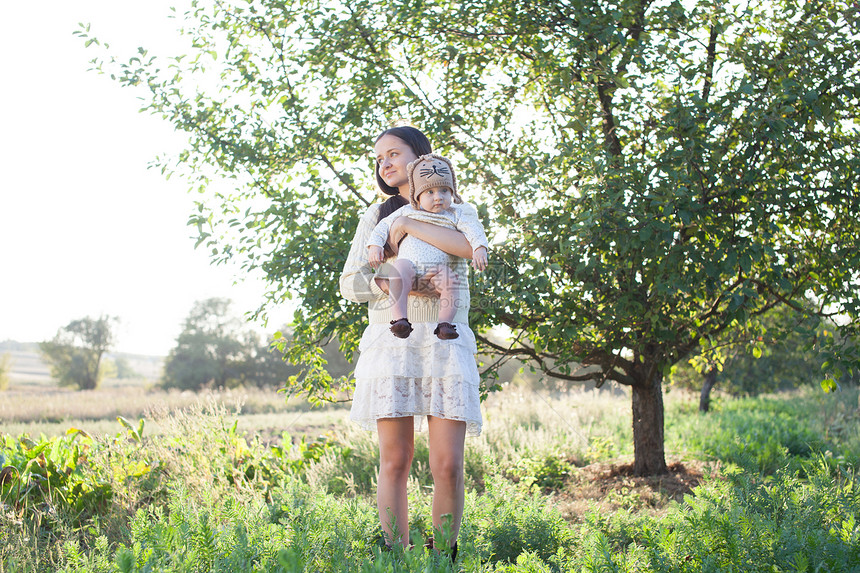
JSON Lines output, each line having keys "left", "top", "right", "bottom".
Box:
{"left": 390, "top": 318, "right": 413, "bottom": 338}
{"left": 425, "top": 537, "right": 459, "bottom": 562}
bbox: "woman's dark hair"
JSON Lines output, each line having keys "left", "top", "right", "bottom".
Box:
{"left": 375, "top": 126, "right": 432, "bottom": 197}
{"left": 374, "top": 126, "right": 432, "bottom": 258}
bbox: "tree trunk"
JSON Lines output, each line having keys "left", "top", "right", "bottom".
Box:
{"left": 631, "top": 371, "right": 668, "bottom": 475}
{"left": 699, "top": 368, "right": 718, "bottom": 412}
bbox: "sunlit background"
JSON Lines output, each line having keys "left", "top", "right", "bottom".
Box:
{"left": 0, "top": 1, "right": 295, "bottom": 356}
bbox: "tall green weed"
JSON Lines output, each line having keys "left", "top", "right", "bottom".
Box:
{"left": 3, "top": 388, "right": 860, "bottom": 572}
{"left": 56, "top": 473, "right": 574, "bottom": 572}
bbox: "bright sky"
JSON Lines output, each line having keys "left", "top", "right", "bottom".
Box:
{"left": 0, "top": 1, "right": 294, "bottom": 356}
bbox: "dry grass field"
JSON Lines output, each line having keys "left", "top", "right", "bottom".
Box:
{"left": 0, "top": 346, "right": 351, "bottom": 441}
{"left": 0, "top": 345, "right": 626, "bottom": 444}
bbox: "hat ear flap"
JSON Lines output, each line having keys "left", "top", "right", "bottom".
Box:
{"left": 447, "top": 157, "right": 461, "bottom": 203}
{"left": 407, "top": 158, "right": 420, "bottom": 208}
{"left": 406, "top": 157, "right": 419, "bottom": 175}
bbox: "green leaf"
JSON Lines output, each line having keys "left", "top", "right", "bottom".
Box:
{"left": 117, "top": 416, "right": 142, "bottom": 443}
{"left": 65, "top": 427, "right": 91, "bottom": 439}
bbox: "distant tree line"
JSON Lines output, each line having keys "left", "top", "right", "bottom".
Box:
{"left": 34, "top": 299, "right": 352, "bottom": 392}
{"left": 35, "top": 301, "right": 844, "bottom": 400}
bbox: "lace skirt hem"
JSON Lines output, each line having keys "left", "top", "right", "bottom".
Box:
{"left": 350, "top": 322, "right": 483, "bottom": 436}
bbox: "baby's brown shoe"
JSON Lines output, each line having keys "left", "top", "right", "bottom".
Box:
{"left": 433, "top": 322, "right": 459, "bottom": 340}
{"left": 390, "top": 318, "right": 413, "bottom": 338}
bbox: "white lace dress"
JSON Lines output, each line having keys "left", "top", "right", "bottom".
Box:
{"left": 351, "top": 321, "right": 482, "bottom": 436}
{"left": 340, "top": 203, "right": 483, "bottom": 436}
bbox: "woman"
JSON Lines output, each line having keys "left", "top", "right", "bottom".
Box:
{"left": 339, "top": 126, "right": 483, "bottom": 558}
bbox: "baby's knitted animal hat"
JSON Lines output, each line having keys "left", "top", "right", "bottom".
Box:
{"left": 406, "top": 153, "right": 463, "bottom": 209}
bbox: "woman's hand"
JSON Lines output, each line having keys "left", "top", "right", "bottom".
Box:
{"left": 390, "top": 217, "right": 473, "bottom": 259}
{"left": 412, "top": 269, "right": 442, "bottom": 297}
{"left": 374, "top": 273, "right": 441, "bottom": 298}
{"left": 388, "top": 217, "right": 410, "bottom": 253}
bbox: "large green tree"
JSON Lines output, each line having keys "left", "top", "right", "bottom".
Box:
{"left": 39, "top": 316, "right": 117, "bottom": 390}
{"left": 84, "top": 0, "right": 859, "bottom": 474}
{"left": 162, "top": 298, "right": 306, "bottom": 390}
{"left": 163, "top": 298, "right": 255, "bottom": 390}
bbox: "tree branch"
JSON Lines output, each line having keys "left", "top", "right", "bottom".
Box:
{"left": 597, "top": 79, "right": 623, "bottom": 157}
{"left": 701, "top": 21, "right": 719, "bottom": 104}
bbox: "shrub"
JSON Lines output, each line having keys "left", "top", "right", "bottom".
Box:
{"left": 509, "top": 453, "right": 572, "bottom": 492}
{"left": 468, "top": 475, "right": 574, "bottom": 565}
{"left": 649, "top": 461, "right": 860, "bottom": 571}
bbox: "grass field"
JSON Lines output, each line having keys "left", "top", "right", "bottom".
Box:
{"left": 2, "top": 362, "right": 859, "bottom": 572}
{"left": 0, "top": 348, "right": 350, "bottom": 442}
{"left": 0, "top": 380, "right": 350, "bottom": 443}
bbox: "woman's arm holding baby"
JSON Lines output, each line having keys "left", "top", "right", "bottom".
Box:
{"left": 388, "top": 217, "right": 473, "bottom": 258}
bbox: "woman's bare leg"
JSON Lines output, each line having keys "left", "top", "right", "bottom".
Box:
{"left": 427, "top": 416, "right": 467, "bottom": 548}
{"left": 376, "top": 417, "right": 415, "bottom": 547}
{"left": 429, "top": 266, "right": 460, "bottom": 323}
{"left": 389, "top": 259, "right": 416, "bottom": 319}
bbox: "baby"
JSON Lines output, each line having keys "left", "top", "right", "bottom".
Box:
{"left": 367, "top": 153, "right": 489, "bottom": 339}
